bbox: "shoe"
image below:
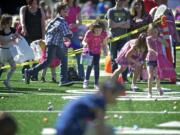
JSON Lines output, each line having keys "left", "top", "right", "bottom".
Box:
{"left": 52, "top": 78, "right": 57, "bottom": 83}
{"left": 147, "top": 93, "right": 152, "bottom": 98}
{"left": 94, "top": 84, "right": 99, "bottom": 90}
{"left": 131, "top": 84, "right": 139, "bottom": 92}
{"left": 59, "top": 81, "right": 73, "bottom": 86}
{"left": 83, "top": 80, "right": 88, "bottom": 89}
{"left": 24, "top": 69, "right": 31, "bottom": 84}
{"left": 3, "top": 80, "right": 13, "bottom": 91}
{"left": 41, "top": 77, "right": 46, "bottom": 82}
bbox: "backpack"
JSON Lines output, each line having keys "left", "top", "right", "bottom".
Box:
{"left": 68, "top": 67, "right": 79, "bottom": 81}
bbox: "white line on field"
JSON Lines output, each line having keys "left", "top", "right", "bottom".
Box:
{"left": 1, "top": 110, "right": 180, "bottom": 114}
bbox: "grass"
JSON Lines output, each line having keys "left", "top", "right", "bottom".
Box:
{"left": 0, "top": 52, "right": 180, "bottom": 135}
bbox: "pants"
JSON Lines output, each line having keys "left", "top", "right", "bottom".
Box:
{"left": 71, "top": 31, "right": 84, "bottom": 79}
{"left": 29, "top": 45, "right": 68, "bottom": 83}
{"left": 85, "top": 53, "right": 100, "bottom": 85}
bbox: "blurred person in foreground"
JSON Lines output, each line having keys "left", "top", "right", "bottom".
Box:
{"left": 0, "top": 112, "right": 18, "bottom": 135}
{"left": 55, "top": 78, "right": 125, "bottom": 135}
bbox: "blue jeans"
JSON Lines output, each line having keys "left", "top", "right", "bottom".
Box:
{"left": 29, "top": 45, "right": 68, "bottom": 83}
{"left": 85, "top": 53, "right": 100, "bottom": 85}
{"left": 71, "top": 31, "right": 84, "bottom": 79}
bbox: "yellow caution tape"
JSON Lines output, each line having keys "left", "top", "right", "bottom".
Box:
{"left": 176, "top": 46, "right": 180, "bottom": 50}
{"left": 1, "top": 61, "right": 38, "bottom": 69}
{"left": 175, "top": 20, "right": 180, "bottom": 24}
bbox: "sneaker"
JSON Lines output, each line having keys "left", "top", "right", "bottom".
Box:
{"left": 83, "top": 80, "right": 88, "bottom": 89}
{"left": 59, "top": 81, "right": 73, "bottom": 86}
{"left": 131, "top": 84, "right": 139, "bottom": 92}
{"left": 3, "top": 80, "right": 13, "bottom": 91}
{"left": 147, "top": 93, "right": 152, "bottom": 98}
{"left": 94, "top": 84, "right": 99, "bottom": 90}
{"left": 24, "top": 69, "right": 31, "bottom": 84}
{"left": 41, "top": 77, "right": 46, "bottom": 82}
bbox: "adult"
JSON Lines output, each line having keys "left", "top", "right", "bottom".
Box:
{"left": 106, "top": 0, "right": 131, "bottom": 81}
{"left": 143, "top": 0, "right": 157, "bottom": 14}
{"left": 130, "top": 0, "right": 152, "bottom": 37}
{"left": 150, "top": 0, "right": 180, "bottom": 68}
{"left": 19, "top": 0, "right": 45, "bottom": 81}
{"left": 63, "top": 0, "right": 85, "bottom": 81}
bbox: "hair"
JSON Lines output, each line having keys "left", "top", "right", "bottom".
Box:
{"left": 0, "top": 14, "right": 12, "bottom": 27}
{"left": 147, "top": 23, "right": 159, "bottom": 36}
{"left": 89, "top": 20, "right": 106, "bottom": 33}
{"left": 0, "top": 112, "right": 18, "bottom": 135}
{"left": 130, "top": 0, "right": 146, "bottom": 17}
{"left": 54, "top": 2, "right": 68, "bottom": 15}
{"left": 100, "top": 78, "right": 125, "bottom": 94}
{"left": 26, "top": 0, "right": 33, "bottom": 5}
{"left": 135, "top": 32, "right": 147, "bottom": 50}
{"left": 63, "top": 0, "right": 77, "bottom": 7}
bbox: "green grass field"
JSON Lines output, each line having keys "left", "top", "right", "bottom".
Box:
{"left": 0, "top": 52, "right": 180, "bottom": 135}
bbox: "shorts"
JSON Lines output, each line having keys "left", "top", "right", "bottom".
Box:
{"left": 146, "top": 61, "right": 157, "bottom": 67}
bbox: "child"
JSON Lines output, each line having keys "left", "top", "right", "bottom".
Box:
{"left": 55, "top": 78, "right": 125, "bottom": 135}
{"left": 37, "top": 40, "right": 59, "bottom": 83}
{"left": 0, "top": 14, "right": 19, "bottom": 91}
{"left": 24, "top": 2, "right": 73, "bottom": 86}
{"left": 0, "top": 112, "right": 18, "bottom": 135}
{"left": 111, "top": 33, "right": 147, "bottom": 91}
{"left": 146, "top": 23, "right": 163, "bottom": 98}
{"left": 82, "top": 21, "right": 108, "bottom": 89}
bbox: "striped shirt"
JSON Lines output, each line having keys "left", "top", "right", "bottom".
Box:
{"left": 45, "top": 16, "right": 72, "bottom": 47}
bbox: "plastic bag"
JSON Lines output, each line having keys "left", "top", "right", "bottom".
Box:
{"left": 10, "top": 36, "right": 34, "bottom": 63}
{"left": 80, "top": 53, "right": 93, "bottom": 66}
{"left": 31, "top": 40, "right": 43, "bottom": 61}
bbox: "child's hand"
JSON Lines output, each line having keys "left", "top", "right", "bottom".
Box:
{"left": 63, "top": 37, "right": 71, "bottom": 47}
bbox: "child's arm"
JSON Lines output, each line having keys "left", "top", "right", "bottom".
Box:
{"left": 102, "top": 37, "right": 109, "bottom": 56}
{"left": 146, "top": 38, "right": 158, "bottom": 55}
{"left": 19, "top": 6, "right": 27, "bottom": 36}
{"left": 0, "top": 35, "right": 18, "bottom": 45}
{"left": 125, "top": 46, "right": 140, "bottom": 66}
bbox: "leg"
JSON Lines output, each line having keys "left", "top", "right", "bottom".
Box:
{"left": 55, "top": 46, "right": 69, "bottom": 84}
{"left": 131, "top": 64, "right": 142, "bottom": 89}
{"left": 41, "top": 68, "right": 48, "bottom": 82}
{"left": 147, "top": 66, "right": 154, "bottom": 98}
{"left": 155, "top": 68, "right": 163, "bottom": 95}
{"left": 51, "top": 67, "right": 57, "bottom": 83}
{"left": 110, "top": 41, "right": 118, "bottom": 72}
{"left": 75, "top": 52, "right": 84, "bottom": 80}
{"left": 4, "top": 58, "right": 16, "bottom": 90}
{"left": 71, "top": 32, "right": 85, "bottom": 80}
{"left": 93, "top": 54, "right": 100, "bottom": 87}
{"left": 25, "top": 45, "right": 56, "bottom": 84}
{"left": 111, "top": 66, "right": 126, "bottom": 81}
{"left": 83, "top": 55, "right": 94, "bottom": 89}
{"left": 117, "top": 39, "right": 128, "bottom": 80}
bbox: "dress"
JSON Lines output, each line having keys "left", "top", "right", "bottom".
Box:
{"left": 116, "top": 39, "right": 143, "bottom": 68}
